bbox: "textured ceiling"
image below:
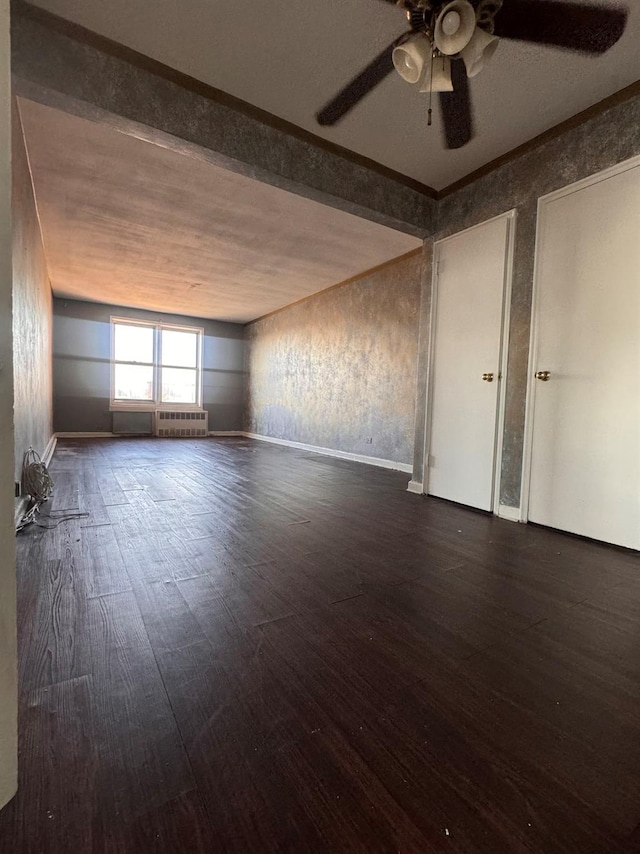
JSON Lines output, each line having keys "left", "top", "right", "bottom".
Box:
{"left": 19, "top": 99, "right": 420, "bottom": 323}
{"left": 29, "top": 0, "right": 640, "bottom": 190}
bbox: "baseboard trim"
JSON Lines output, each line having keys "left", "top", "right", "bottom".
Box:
{"left": 406, "top": 480, "right": 424, "bottom": 495}
{"left": 55, "top": 432, "right": 118, "bottom": 438}
{"left": 243, "top": 432, "right": 412, "bottom": 473}
{"left": 55, "top": 431, "right": 246, "bottom": 439}
{"left": 41, "top": 434, "right": 57, "bottom": 466}
{"left": 498, "top": 503, "right": 524, "bottom": 522}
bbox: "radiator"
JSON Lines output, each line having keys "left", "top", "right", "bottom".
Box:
{"left": 154, "top": 410, "right": 208, "bottom": 438}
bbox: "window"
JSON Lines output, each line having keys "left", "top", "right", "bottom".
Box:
{"left": 111, "top": 318, "right": 203, "bottom": 409}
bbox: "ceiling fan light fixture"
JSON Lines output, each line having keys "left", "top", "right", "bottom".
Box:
{"left": 392, "top": 33, "right": 432, "bottom": 84}
{"left": 442, "top": 11, "right": 461, "bottom": 36}
{"left": 434, "top": 0, "right": 477, "bottom": 55}
{"left": 419, "top": 54, "right": 454, "bottom": 93}
{"left": 461, "top": 26, "right": 500, "bottom": 77}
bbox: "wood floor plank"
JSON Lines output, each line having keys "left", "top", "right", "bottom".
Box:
{"left": 457, "top": 627, "right": 640, "bottom": 835}
{"left": 15, "top": 529, "right": 48, "bottom": 676}
{"left": 0, "top": 675, "right": 97, "bottom": 853}
{"left": 117, "top": 530, "right": 190, "bottom": 584}
{"left": 179, "top": 564, "right": 295, "bottom": 630}
{"left": 78, "top": 461, "right": 102, "bottom": 496}
{"left": 250, "top": 554, "right": 366, "bottom": 611}
{"left": 374, "top": 674, "right": 621, "bottom": 854}
{"left": 99, "top": 789, "right": 223, "bottom": 854}
{"left": 48, "top": 468, "right": 80, "bottom": 513}
{"left": 155, "top": 636, "right": 433, "bottom": 853}
{"left": 329, "top": 584, "right": 483, "bottom": 667}
{"left": 86, "top": 591, "right": 196, "bottom": 826}
{"left": 81, "top": 524, "right": 131, "bottom": 598}
{"left": 79, "top": 491, "right": 112, "bottom": 527}
{"left": 130, "top": 466, "right": 193, "bottom": 502}
{"left": 170, "top": 539, "right": 234, "bottom": 581}
{"left": 19, "top": 558, "right": 90, "bottom": 691}
{"left": 132, "top": 578, "right": 209, "bottom": 653}
{"left": 96, "top": 468, "right": 133, "bottom": 507}
{"left": 256, "top": 615, "right": 534, "bottom": 853}
{"left": 111, "top": 465, "right": 144, "bottom": 492}
{"left": 151, "top": 638, "right": 291, "bottom": 852}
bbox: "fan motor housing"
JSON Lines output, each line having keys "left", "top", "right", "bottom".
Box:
{"left": 406, "top": 0, "right": 503, "bottom": 34}
{"left": 405, "top": 7, "right": 429, "bottom": 30}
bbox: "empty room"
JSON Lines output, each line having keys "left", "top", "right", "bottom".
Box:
{"left": 1, "top": 0, "right": 639, "bottom": 851}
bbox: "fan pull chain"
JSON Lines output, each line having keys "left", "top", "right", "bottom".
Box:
{"left": 427, "top": 49, "right": 434, "bottom": 127}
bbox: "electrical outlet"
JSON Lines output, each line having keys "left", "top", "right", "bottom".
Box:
{"left": 365, "top": 437, "right": 373, "bottom": 444}
{"left": 14, "top": 481, "right": 21, "bottom": 498}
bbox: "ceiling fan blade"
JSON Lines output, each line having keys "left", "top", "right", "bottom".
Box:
{"left": 438, "top": 60, "right": 473, "bottom": 149}
{"left": 494, "top": 0, "right": 628, "bottom": 54}
{"left": 316, "top": 33, "right": 410, "bottom": 126}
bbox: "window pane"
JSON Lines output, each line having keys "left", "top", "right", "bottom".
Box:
{"left": 114, "top": 364, "right": 154, "bottom": 400}
{"left": 161, "top": 367, "right": 197, "bottom": 404}
{"left": 114, "top": 323, "right": 154, "bottom": 363}
{"left": 161, "top": 329, "right": 197, "bottom": 368}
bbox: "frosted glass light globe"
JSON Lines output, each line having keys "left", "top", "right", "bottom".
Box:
{"left": 442, "top": 10, "right": 461, "bottom": 35}
{"left": 403, "top": 55, "right": 417, "bottom": 74}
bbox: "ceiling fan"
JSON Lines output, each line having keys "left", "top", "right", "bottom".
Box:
{"left": 315, "top": 0, "right": 629, "bottom": 149}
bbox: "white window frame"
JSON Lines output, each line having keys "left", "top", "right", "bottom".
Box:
{"left": 110, "top": 317, "right": 204, "bottom": 411}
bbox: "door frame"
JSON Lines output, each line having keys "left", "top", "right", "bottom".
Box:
{"left": 521, "top": 153, "right": 640, "bottom": 524}
{"left": 423, "top": 208, "right": 517, "bottom": 513}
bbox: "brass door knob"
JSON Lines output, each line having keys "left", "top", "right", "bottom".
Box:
{"left": 482, "top": 373, "right": 494, "bottom": 382}
{"left": 535, "top": 370, "right": 551, "bottom": 381}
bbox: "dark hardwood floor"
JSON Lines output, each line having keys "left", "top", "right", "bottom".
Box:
{"left": 1, "top": 437, "right": 640, "bottom": 853}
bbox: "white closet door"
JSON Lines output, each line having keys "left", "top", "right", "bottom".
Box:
{"left": 427, "top": 214, "right": 512, "bottom": 511}
{"left": 528, "top": 160, "right": 640, "bottom": 549}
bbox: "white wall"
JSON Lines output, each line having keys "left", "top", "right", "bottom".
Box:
{"left": 0, "top": 0, "right": 18, "bottom": 811}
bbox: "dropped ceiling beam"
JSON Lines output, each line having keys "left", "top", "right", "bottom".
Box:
{"left": 10, "top": 2, "right": 436, "bottom": 238}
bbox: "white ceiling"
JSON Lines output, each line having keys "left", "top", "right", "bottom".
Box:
{"left": 19, "top": 99, "right": 420, "bottom": 323}
{"left": 30, "top": 0, "right": 640, "bottom": 190}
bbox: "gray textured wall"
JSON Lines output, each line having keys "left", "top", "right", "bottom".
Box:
{"left": 245, "top": 252, "right": 424, "bottom": 466}
{"left": 53, "top": 298, "right": 245, "bottom": 433}
{"left": 413, "top": 92, "right": 640, "bottom": 508}
{"left": 12, "top": 99, "right": 52, "bottom": 483}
